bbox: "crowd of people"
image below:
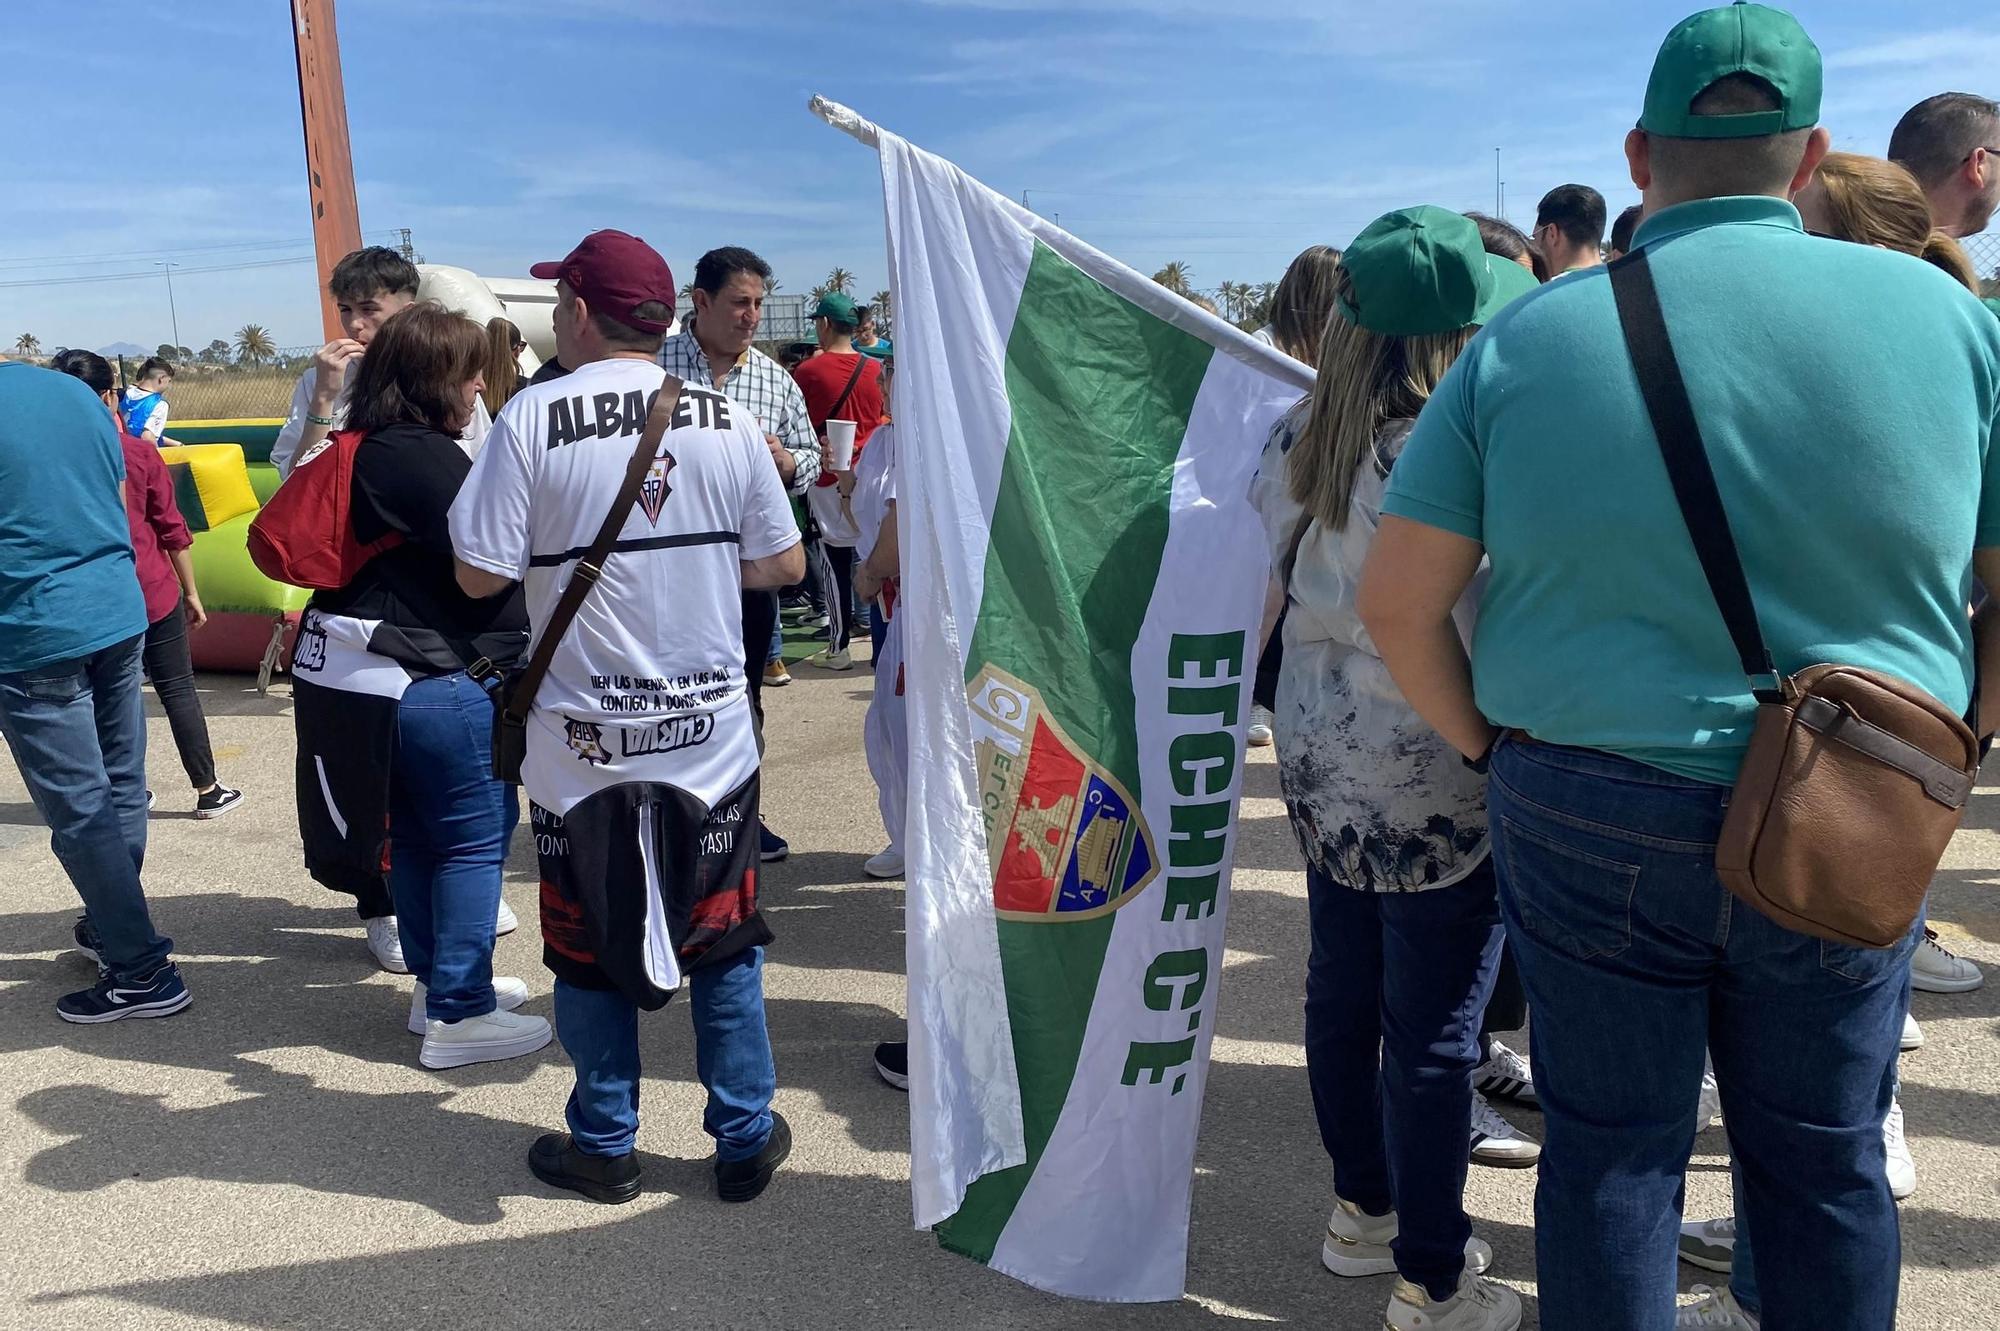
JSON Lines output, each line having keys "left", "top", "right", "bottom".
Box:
{"left": 1, "top": 2, "right": 1998, "bottom": 1327}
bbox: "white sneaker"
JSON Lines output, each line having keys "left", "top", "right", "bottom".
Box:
{"left": 1470, "top": 1092, "right": 1540, "bottom": 1167}
{"left": 1385, "top": 1271, "right": 1522, "bottom": 1331}
{"left": 1900, "top": 1011, "right": 1924, "bottom": 1051}
{"left": 1696, "top": 1067, "right": 1724, "bottom": 1132}
{"left": 1677, "top": 1215, "right": 1736, "bottom": 1273}
{"left": 495, "top": 898, "right": 519, "bottom": 936}
{"left": 863, "top": 849, "right": 905, "bottom": 879}
{"left": 1321, "top": 1198, "right": 1492, "bottom": 1278}
{"left": 1676, "top": 1284, "right": 1758, "bottom": 1329}
{"left": 418, "top": 1008, "right": 552, "bottom": 1069}
{"left": 1247, "top": 703, "right": 1275, "bottom": 748}
{"left": 1911, "top": 929, "right": 1983, "bottom": 993}
{"left": 1473, "top": 1039, "right": 1535, "bottom": 1105}
{"left": 818, "top": 646, "right": 854, "bottom": 671}
{"left": 366, "top": 916, "right": 408, "bottom": 974}
{"left": 408, "top": 977, "right": 531, "bottom": 1035}
{"left": 1884, "top": 1096, "right": 1916, "bottom": 1200}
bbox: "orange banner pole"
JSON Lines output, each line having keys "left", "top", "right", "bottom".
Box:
{"left": 292, "top": 0, "right": 364, "bottom": 342}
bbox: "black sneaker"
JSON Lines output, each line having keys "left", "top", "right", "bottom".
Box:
{"left": 874, "top": 1041, "right": 909, "bottom": 1091}
{"left": 715, "top": 1109, "right": 791, "bottom": 1202}
{"left": 57, "top": 962, "right": 191, "bottom": 1024}
{"left": 528, "top": 1132, "right": 641, "bottom": 1205}
{"left": 759, "top": 822, "right": 790, "bottom": 862}
{"left": 194, "top": 785, "right": 245, "bottom": 820}
{"left": 72, "top": 915, "right": 102, "bottom": 965}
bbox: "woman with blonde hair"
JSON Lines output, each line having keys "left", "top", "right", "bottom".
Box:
{"left": 1796, "top": 152, "right": 1982, "bottom": 289}
{"left": 481, "top": 316, "right": 526, "bottom": 415}
{"left": 1250, "top": 207, "right": 1535, "bottom": 1331}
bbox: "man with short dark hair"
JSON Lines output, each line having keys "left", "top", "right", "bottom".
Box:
{"left": 793, "top": 292, "right": 885, "bottom": 672}
{"left": 0, "top": 360, "right": 190, "bottom": 1023}
{"left": 1533, "top": 183, "right": 1608, "bottom": 274}
{"left": 272, "top": 246, "right": 491, "bottom": 480}
{"left": 1608, "top": 203, "right": 1644, "bottom": 260}
{"left": 1358, "top": 6, "right": 2000, "bottom": 1328}
{"left": 659, "top": 246, "right": 819, "bottom": 862}
{"left": 1889, "top": 91, "right": 2000, "bottom": 240}
{"left": 275, "top": 245, "right": 502, "bottom": 972}
{"left": 453, "top": 229, "right": 805, "bottom": 1207}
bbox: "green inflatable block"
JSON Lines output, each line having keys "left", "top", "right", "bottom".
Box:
{"left": 191, "top": 512, "right": 310, "bottom": 615}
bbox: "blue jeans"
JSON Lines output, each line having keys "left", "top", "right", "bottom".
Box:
{"left": 553, "top": 946, "right": 775, "bottom": 1159}
{"left": 0, "top": 634, "right": 170, "bottom": 982}
{"left": 388, "top": 672, "right": 518, "bottom": 1022}
{"left": 1305, "top": 858, "right": 1504, "bottom": 1299}
{"left": 1488, "top": 737, "right": 1911, "bottom": 1331}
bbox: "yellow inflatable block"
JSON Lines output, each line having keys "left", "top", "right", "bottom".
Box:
{"left": 155, "top": 443, "right": 258, "bottom": 533}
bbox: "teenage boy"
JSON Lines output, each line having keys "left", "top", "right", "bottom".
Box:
{"left": 120, "top": 358, "right": 182, "bottom": 446}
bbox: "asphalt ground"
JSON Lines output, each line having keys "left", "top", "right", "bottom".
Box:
{"left": 2, "top": 651, "right": 1995, "bottom": 1329}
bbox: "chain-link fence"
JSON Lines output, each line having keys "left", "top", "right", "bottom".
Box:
{"left": 1964, "top": 232, "right": 2000, "bottom": 302}
{"left": 117, "top": 347, "right": 318, "bottom": 421}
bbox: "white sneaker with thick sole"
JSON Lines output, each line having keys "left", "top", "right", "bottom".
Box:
{"left": 495, "top": 898, "right": 519, "bottom": 937}
{"left": 366, "top": 916, "right": 408, "bottom": 974}
{"left": 408, "top": 977, "right": 532, "bottom": 1035}
{"left": 1884, "top": 1096, "right": 1916, "bottom": 1200}
{"left": 1676, "top": 1284, "right": 1758, "bottom": 1329}
{"left": 1247, "top": 703, "right": 1275, "bottom": 748}
{"left": 1473, "top": 1039, "right": 1535, "bottom": 1105}
{"left": 1678, "top": 1215, "right": 1736, "bottom": 1273}
{"left": 1320, "top": 1198, "right": 1492, "bottom": 1278}
{"left": 418, "top": 1008, "right": 552, "bottom": 1069}
{"left": 863, "top": 849, "right": 905, "bottom": 880}
{"left": 1900, "top": 1011, "right": 1924, "bottom": 1051}
{"left": 1470, "top": 1092, "right": 1540, "bottom": 1167}
{"left": 1385, "top": 1271, "right": 1522, "bottom": 1331}
{"left": 817, "top": 646, "right": 854, "bottom": 671}
{"left": 1910, "top": 930, "right": 1983, "bottom": 993}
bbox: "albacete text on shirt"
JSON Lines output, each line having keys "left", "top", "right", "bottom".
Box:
{"left": 544, "top": 386, "right": 732, "bottom": 450}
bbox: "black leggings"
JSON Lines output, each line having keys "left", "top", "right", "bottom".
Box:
{"left": 142, "top": 600, "right": 216, "bottom": 790}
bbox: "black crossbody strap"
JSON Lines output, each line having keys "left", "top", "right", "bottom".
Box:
{"left": 826, "top": 354, "right": 869, "bottom": 424}
{"left": 504, "top": 375, "right": 683, "bottom": 724}
{"left": 1609, "top": 251, "right": 1781, "bottom": 696}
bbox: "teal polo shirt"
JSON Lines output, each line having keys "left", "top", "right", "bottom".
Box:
{"left": 0, "top": 361, "right": 147, "bottom": 674}
{"left": 1383, "top": 195, "right": 2000, "bottom": 786}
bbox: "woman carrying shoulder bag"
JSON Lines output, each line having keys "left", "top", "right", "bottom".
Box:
{"left": 1249, "top": 207, "right": 1537, "bottom": 1331}
{"left": 302, "top": 302, "right": 546, "bottom": 1070}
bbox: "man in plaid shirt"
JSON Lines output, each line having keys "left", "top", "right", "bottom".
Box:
{"left": 659, "top": 246, "right": 819, "bottom": 862}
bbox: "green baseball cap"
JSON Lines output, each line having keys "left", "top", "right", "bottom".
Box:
{"left": 809, "top": 292, "right": 859, "bottom": 324}
{"left": 1641, "top": 2, "right": 1821, "bottom": 140}
{"left": 1335, "top": 206, "right": 1540, "bottom": 337}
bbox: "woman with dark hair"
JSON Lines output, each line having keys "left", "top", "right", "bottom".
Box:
{"left": 290, "top": 302, "right": 545, "bottom": 1069}
{"left": 50, "top": 349, "right": 241, "bottom": 819}
{"left": 1463, "top": 213, "right": 1542, "bottom": 280}
{"left": 482, "top": 316, "right": 526, "bottom": 416}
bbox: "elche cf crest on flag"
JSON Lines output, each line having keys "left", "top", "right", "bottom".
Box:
{"left": 969, "top": 666, "right": 1156, "bottom": 920}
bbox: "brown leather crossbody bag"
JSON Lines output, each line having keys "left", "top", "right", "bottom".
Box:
{"left": 1611, "top": 251, "right": 1978, "bottom": 948}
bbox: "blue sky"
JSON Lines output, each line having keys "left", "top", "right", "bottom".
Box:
{"left": 3, "top": 0, "right": 1996, "bottom": 352}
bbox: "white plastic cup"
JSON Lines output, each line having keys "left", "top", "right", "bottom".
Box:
{"left": 827, "top": 419, "right": 858, "bottom": 471}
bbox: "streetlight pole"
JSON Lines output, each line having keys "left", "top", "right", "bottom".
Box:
{"left": 156, "top": 261, "right": 181, "bottom": 350}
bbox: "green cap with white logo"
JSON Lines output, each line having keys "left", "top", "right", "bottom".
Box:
{"left": 1641, "top": 2, "right": 1821, "bottom": 140}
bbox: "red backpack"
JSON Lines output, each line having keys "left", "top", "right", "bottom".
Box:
{"left": 247, "top": 429, "right": 402, "bottom": 589}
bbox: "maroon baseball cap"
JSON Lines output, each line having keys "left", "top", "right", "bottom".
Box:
{"left": 530, "top": 229, "right": 676, "bottom": 333}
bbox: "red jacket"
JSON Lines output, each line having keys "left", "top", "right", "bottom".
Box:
{"left": 120, "top": 432, "right": 191, "bottom": 623}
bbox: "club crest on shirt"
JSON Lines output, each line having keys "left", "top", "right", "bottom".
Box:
{"left": 967, "top": 665, "right": 1158, "bottom": 923}
{"left": 638, "top": 450, "right": 677, "bottom": 527}
{"left": 563, "top": 717, "right": 611, "bottom": 765}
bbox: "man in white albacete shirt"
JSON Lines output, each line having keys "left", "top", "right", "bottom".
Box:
{"left": 451, "top": 230, "right": 804, "bottom": 1207}
{"left": 270, "top": 247, "right": 490, "bottom": 479}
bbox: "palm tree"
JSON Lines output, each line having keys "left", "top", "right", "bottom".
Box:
{"left": 680, "top": 281, "right": 698, "bottom": 309}
{"left": 234, "top": 324, "right": 276, "bottom": 367}
{"left": 870, "top": 290, "right": 892, "bottom": 330}
{"left": 810, "top": 283, "right": 831, "bottom": 300}
{"left": 824, "top": 267, "right": 855, "bottom": 295}
{"left": 762, "top": 275, "right": 782, "bottom": 297}
{"left": 12, "top": 333, "right": 39, "bottom": 357}
{"left": 1151, "top": 261, "right": 1193, "bottom": 297}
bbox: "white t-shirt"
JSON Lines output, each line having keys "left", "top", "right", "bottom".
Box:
{"left": 851, "top": 422, "right": 898, "bottom": 564}
{"left": 450, "top": 357, "right": 801, "bottom": 816}
{"left": 272, "top": 359, "right": 490, "bottom": 477}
